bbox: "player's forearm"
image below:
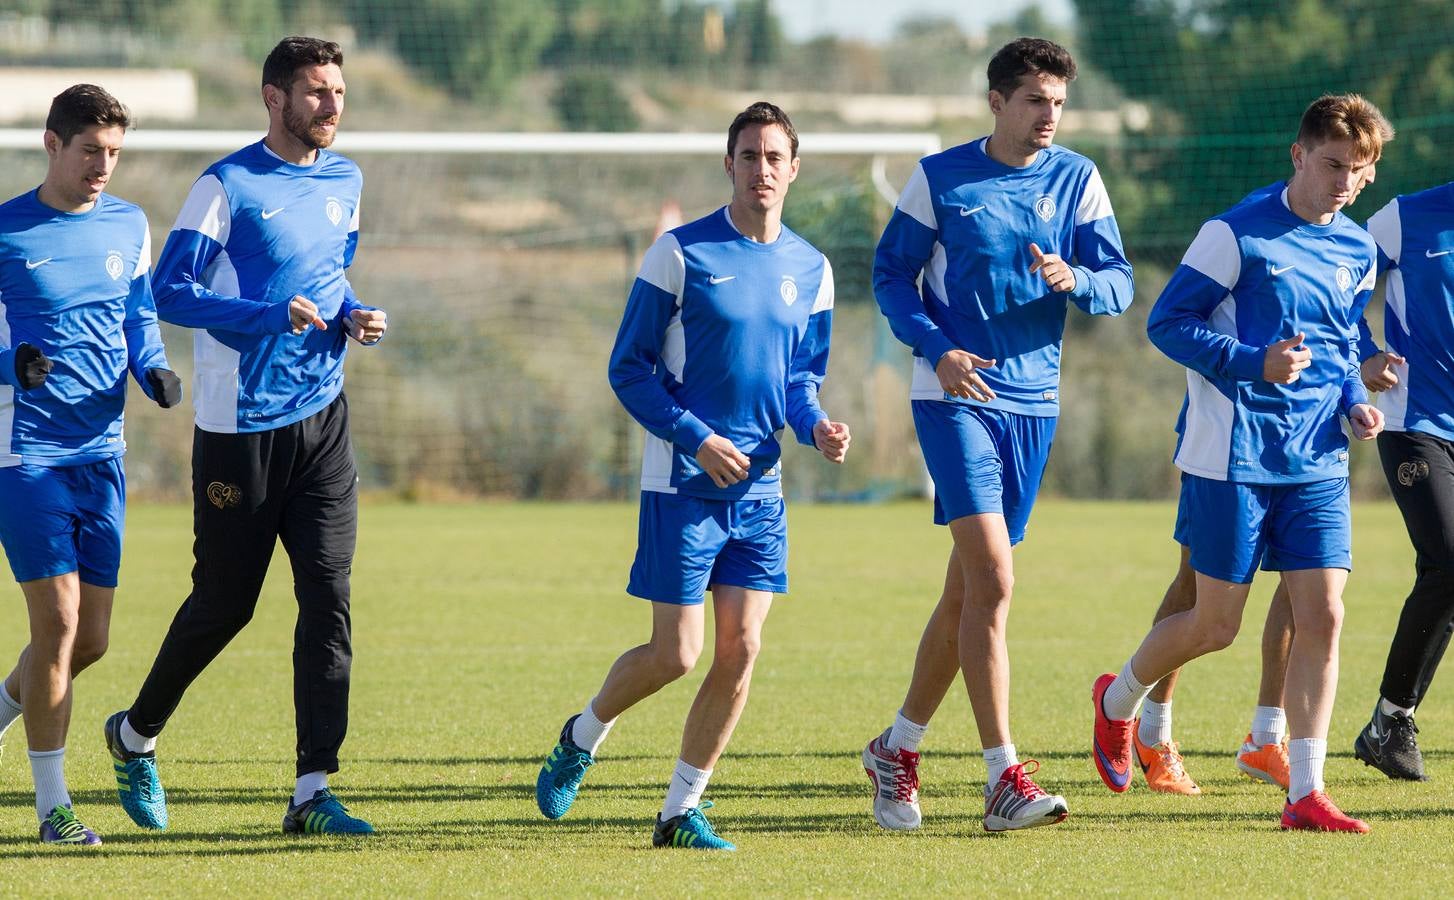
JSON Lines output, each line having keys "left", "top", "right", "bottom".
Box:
{"left": 154, "top": 279, "right": 291, "bottom": 334}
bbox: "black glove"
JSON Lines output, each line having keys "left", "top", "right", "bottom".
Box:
{"left": 13, "top": 343, "right": 52, "bottom": 390}
{"left": 145, "top": 367, "right": 183, "bottom": 408}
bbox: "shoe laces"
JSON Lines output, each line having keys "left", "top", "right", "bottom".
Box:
{"left": 1004, "top": 760, "right": 1048, "bottom": 801}
{"left": 1385, "top": 713, "right": 1419, "bottom": 752}
{"left": 684, "top": 801, "right": 722, "bottom": 837}
{"left": 1154, "top": 740, "right": 1187, "bottom": 778}
{"left": 45, "top": 806, "right": 87, "bottom": 840}
{"left": 556, "top": 744, "right": 594, "bottom": 780}
{"left": 887, "top": 746, "right": 920, "bottom": 801}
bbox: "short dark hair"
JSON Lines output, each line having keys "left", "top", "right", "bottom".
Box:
{"left": 46, "top": 84, "right": 131, "bottom": 145}
{"left": 262, "top": 36, "right": 344, "bottom": 91}
{"left": 986, "top": 37, "right": 1077, "bottom": 99}
{"left": 727, "top": 101, "right": 799, "bottom": 158}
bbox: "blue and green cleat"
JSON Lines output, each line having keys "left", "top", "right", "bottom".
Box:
{"left": 283, "top": 789, "right": 375, "bottom": 835}
{"left": 104, "top": 710, "right": 168, "bottom": 829}
{"left": 535, "top": 714, "right": 595, "bottom": 820}
{"left": 652, "top": 801, "right": 736, "bottom": 851}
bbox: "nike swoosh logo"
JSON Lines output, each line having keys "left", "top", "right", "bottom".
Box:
{"left": 1270, "top": 264, "right": 1296, "bottom": 276}
{"left": 960, "top": 205, "right": 987, "bottom": 216}
{"left": 25, "top": 257, "right": 52, "bottom": 269}
{"left": 708, "top": 275, "right": 735, "bottom": 284}
{"left": 261, "top": 208, "right": 285, "bottom": 220}
{"left": 1095, "top": 743, "right": 1131, "bottom": 788}
{"left": 1427, "top": 249, "right": 1453, "bottom": 258}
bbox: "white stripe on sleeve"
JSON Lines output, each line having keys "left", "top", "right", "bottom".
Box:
{"left": 811, "top": 257, "right": 835, "bottom": 313}
{"left": 1180, "top": 219, "right": 1241, "bottom": 290}
{"left": 1074, "top": 165, "right": 1115, "bottom": 225}
{"left": 636, "top": 232, "right": 684, "bottom": 297}
{"left": 171, "top": 174, "right": 230, "bottom": 243}
{"left": 1365, "top": 197, "right": 1402, "bottom": 264}
{"left": 896, "top": 163, "right": 937, "bottom": 230}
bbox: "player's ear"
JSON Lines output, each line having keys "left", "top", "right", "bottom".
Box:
{"left": 263, "top": 83, "right": 284, "bottom": 113}
{"left": 42, "top": 130, "right": 60, "bottom": 159}
{"left": 787, "top": 155, "right": 800, "bottom": 183}
{"left": 1289, "top": 141, "right": 1305, "bottom": 172}
{"left": 987, "top": 90, "right": 1005, "bottom": 115}
{"left": 723, "top": 154, "right": 733, "bottom": 180}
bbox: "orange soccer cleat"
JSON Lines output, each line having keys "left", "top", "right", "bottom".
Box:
{"left": 1133, "top": 727, "right": 1202, "bottom": 795}
{"left": 1236, "top": 734, "right": 1290, "bottom": 790}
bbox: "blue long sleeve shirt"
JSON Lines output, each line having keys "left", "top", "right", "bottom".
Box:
{"left": 0, "top": 189, "right": 170, "bottom": 467}
{"left": 1360, "top": 183, "right": 1454, "bottom": 440}
{"left": 1149, "top": 188, "right": 1373, "bottom": 484}
{"left": 152, "top": 140, "right": 372, "bottom": 434}
{"left": 608, "top": 207, "right": 833, "bottom": 500}
{"left": 872, "top": 139, "right": 1134, "bottom": 416}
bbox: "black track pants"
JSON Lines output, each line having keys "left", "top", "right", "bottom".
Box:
{"left": 1376, "top": 429, "right": 1454, "bottom": 708}
{"left": 129, "top": 394, "right": 358, "bottom": 776}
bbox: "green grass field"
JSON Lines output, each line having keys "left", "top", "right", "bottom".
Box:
{"left": 2, "top": 500, "right": 1453, "bottom": 896}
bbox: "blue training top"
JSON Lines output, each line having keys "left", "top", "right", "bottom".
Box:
{"left": 608, "top": 207, "right": 833, "bottom": 501}
{"left": 1360, "top": 182, "right": 1454, "bottom": 440}
{"left": 0, "top": 189, "right": 170, "bottom": 467}
{"left": 872, "top": 138, "right": 1134, "bottom": 416}
{"left": 1150, "top": 187, "right": 1373, "bottom": 484}
{"left": 153, "top": 140, "right": 374, "bottom": 434}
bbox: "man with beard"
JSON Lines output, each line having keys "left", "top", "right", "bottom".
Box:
{"left": 103, "top": 36, "right": 387, "bottom": 836}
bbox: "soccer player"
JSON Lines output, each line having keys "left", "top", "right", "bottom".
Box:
{"left": 1135, "top": 168, "right": 1379, "bottom": 796}
{"left": 1349, "top": 177, "right": 1454, "bottom": 782}
{"left": 103, "top": 37, "right": 387, "bottom": 836}
{"left": 1091, "top": 94, "right": 1392, "bottom": 833}
{"left": 0, "top": 84, "right": 181, "bottom": 845}
{"left": 862, "top": 37, "right": 1133, "bottom": 832}
{"left": 534, "top": 101, "right": 849, "bottom": 852}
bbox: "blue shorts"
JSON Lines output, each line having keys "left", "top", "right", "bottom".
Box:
{"left": 627, "top": 492, "right": 788, "bottom": 605}
{"left": 0, "top": 458, "right": 126, "bottom": 587}
{"left": 912, "top": 401, "right": 1056, "bottom": 543}
{"left": 1178, "top": 473, "right": 1351, "bottom": 584}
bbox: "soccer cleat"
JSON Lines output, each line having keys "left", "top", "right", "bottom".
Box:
{"left": 983, "top": 760, "right": 1069, "bottom": 832}
{"left": 1280, "top": 790, "right": 1370, "bottom": 833}
{"left": 282, "top": 789, "right": 375, "bottom": 835}
{"left": 104, "top": 710, "right": 168, "bottom": 829}
{"left": 39, "top": 805, "right": 102, "bottom": 845}
{"left": 862, "top": 729, "right": 922, "bottom": 830}
{"left": 1353, "top": 707, "right": 1428, "bottom": 781}
{"left": 1133, "top": 728, "right": 1202, "bottom": 795}
{"left": 1236, "top": 734, "right": 1290, "bottom": 790}
{"left": 535, "top": 714, "right": 596, "bottom": 820}
{"left": 1091, "top": 673, "right": 1134, "bottom": 792}
{"left": 652, "top": 800, "right": 735, "bottom": 851}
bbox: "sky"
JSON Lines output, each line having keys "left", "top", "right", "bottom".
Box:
{"left": 773, "top": 0, "right": 1075, "bottom": 44}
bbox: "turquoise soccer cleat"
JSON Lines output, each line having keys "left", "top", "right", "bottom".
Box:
{"left": 104, "top": 710, "right": 168, "bottom": 829}
{"left": 535, "top": 715, "right": 595, "bottom": 820}
{"left": 652, "top": 801, "right": 736, "bottom": 851}
{"left": 282, "top": 788, "right": 375, "bottom": 835}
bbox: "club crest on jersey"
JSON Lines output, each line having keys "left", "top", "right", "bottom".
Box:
{"left": 780, "top": 275, "right": 798, "bottom": 306}
{"left": 325, "top": 197, "right": 344, "bottom": 227}
{"left": 1335, "top": 266, "right": 1353, "bottom": 291}
{"left": 104, "top": 251, "right": 124, "bottom": 281}
{"left": 1034, "top": 195, "right": 1057, "bottom": 222}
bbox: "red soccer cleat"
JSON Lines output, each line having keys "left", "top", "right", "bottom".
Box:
{"left": 1092, "top": 673, "right": 1135, "bottom": 793}
{"left": 1280, "top": 790, "right": 1370, "bottom": 833}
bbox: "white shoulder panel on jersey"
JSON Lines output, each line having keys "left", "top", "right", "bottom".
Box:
{"left": 637, "top": 232, "right": 685, "bottom": 297}
{"left": 811, "top": 257, "right": 835, "bottom": 313}
{"left": 1365, "top": 197, "right": 1402, "bottom": 264}
{"left": 172, "top": 174, "right": 230, "bottom": 243}
{"left": 133, "top": 226, "right": 152, "bottom": 278}
{"left": 348, "top": 198, "right": 361, "bottom": 233}
{"left": 1074, "top": 165, "right": 1115, "bottom": 226}
{"left": 1356, "top": 267, "right": 1377, "bottom": 292}
{"left": 1181, "top": 219, "right": 1241, "bottom": 289}
{"left": 896, "top": 163, "right": 938, "bottom": 230}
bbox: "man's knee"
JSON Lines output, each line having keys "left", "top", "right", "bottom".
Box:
{"left": 70, "top": 633, "right": 109, "bottom": 672}
{"left": 650, "top": 633, "right": 702, "bottom": 681}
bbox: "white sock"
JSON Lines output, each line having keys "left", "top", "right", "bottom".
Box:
{"left": 29, "top": 747, "right": 70, "bottom": 823}
{"left": 0, "top": 682, "right": 21, "bottom": 739}
{"left": 1250, "top": 706, "right": 1286, "bottom": 747}
{"left": 1101, "top": 659, "right": 1152, "bottom": 721}
{"left": 1287, "top": 737, "right": 1326, "bottom": 803}
{"left": 120, "top": 715, "right": 157, "bottom": 754}
{"left": 1138, "top": 699, "right": 1173, "bottom": 747}
{"left": 1378, "top": 697, "right": 1415, "bottom": 718}
{"left": 570, "top": 700, "right": 616, "bottom": 756}
{"left": 293, "top": 770, "right": 328, "bottom": 806}
{"left": 886, "top": 710, "right": 929, "bottom": 753}
{"left": 661, "top": 758, "right": 712, "bottom": 819}
{"left": 983, "top": 743, "right": 1019, "bottom": 785}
